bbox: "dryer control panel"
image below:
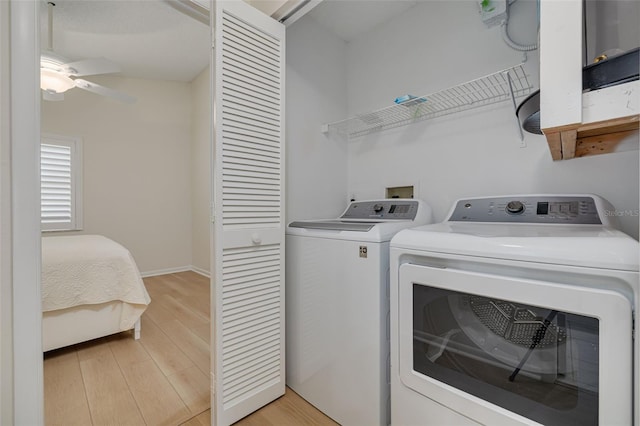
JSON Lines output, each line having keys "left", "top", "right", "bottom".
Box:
{"left": 341, "top": 200, "right": 419, "bottom": 220}
{"left": 448, "top": 196, "right": 603, "bottom": 224}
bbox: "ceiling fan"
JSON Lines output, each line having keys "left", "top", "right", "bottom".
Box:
{"left": 41, "top": 1, "right": 136, "bottom": 103}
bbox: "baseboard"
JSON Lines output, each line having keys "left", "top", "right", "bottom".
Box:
{"left": 190, "top": 265, "right": 211, "bottom": 278}
{"left": 140, "top": 266, "right": 192, "bottom": 278}
{"left": 140, "top": 265, "right": 211, "bottom": 278}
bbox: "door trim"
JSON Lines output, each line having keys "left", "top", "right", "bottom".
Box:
{"left": 2, "top": 1, "right": 44, "bottom": 424}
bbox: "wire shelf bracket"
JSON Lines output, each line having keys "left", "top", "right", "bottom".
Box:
{"left": 324, "top": 64, "right": 533, "bottom": 140}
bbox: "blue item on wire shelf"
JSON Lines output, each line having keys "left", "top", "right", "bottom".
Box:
{"left": 394, "top": 94, "right": 427, "bottom": 106}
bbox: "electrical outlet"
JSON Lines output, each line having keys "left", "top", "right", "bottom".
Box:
{"left": 478, "top": 0, "right": 507, "bottom": 28}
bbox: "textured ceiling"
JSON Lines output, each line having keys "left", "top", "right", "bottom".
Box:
{"left": 40, "top": 0, "right": 211, "bottom": 82}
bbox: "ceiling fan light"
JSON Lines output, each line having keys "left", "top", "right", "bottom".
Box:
{"left": 40, "top": 69, "right": 75, "bottom": 93}
{"left": 41, "top": 52, "right": 66, "bottom": 71}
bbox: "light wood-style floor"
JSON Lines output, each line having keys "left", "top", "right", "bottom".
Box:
{"left": 44, "top": 271, "right": 338, "bottom": 426}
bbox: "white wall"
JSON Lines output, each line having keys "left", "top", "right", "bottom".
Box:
{"left": 41, "top": 75, "right": 194, "bottom": 273}
{"left": 191, "top": 67, "right": 211, "bottom": 274}
{"left": 286, "top": 15, "right": 349, "bottom": 221}
{"left": 344, "top": 1, "right": 639, "bottom": 239}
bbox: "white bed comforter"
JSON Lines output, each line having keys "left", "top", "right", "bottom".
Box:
{"left": 42, "top": 235, "right": 151, "bottom": 328}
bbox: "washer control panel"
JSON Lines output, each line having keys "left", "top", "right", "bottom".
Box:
{"left": 449, "top": 196, "right": 602, "bottom": 224}
{"left": 341, "top": 200, "right": 419, "bottom": 220}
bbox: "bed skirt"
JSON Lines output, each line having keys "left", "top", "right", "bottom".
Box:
{"left": 42, "top": 301, "right": 142, "bottom": 352}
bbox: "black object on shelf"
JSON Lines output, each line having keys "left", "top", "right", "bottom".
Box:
{"left": 583, "top": 47, "right": 639, "bottom": 91}
{"left": 516, "top": 90, "right": 542, "bottom": 135}
{"left": 516, "top": 47, "right": 639, "bottom": 135}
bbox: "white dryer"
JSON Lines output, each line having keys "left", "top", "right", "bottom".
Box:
{"left": 390, "top": 195, "right": 639, "bottom": 426}
{"left": 286, "top": 199, "right": 432, "bottom": 426}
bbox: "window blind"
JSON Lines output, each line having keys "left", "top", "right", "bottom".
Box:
{"left": 40, "top": 140, "right": 79, "bottom": 230}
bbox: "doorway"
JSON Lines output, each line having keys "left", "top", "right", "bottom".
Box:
{"left": 38, "top": 1, "right": 212, "bottom": 424}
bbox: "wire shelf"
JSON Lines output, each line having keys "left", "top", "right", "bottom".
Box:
{"left": 326, "top": 64, "right": 533, "bottom": 139}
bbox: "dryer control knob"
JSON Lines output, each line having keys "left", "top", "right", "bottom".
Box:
{"left": 373, "top": 204, "right": 384, "bottom": 213}
{"left": 506, "top": 200, "right": 525, "bottom": 214}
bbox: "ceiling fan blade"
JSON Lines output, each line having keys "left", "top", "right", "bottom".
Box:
{"left": 42, "top": 90, "right": 64, "bottom": 101}
{"left": 62, "top": 58, "right": 122, "bottom": 77}
{"left": 74, "top": 79, "right": 136, "bottom": 104}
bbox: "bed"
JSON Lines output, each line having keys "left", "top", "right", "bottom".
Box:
{"left": 41, "top": 234, "right": 151, "bottom": 352}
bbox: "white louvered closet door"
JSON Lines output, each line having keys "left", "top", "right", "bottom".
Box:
{"left": 211, "top": 2, "right": 285, "bottom": 425}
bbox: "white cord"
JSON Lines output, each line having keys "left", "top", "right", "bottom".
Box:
{"left": 500, "top": 20, "right": 537, "bottom": 51}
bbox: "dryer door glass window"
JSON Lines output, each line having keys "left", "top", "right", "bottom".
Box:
{"left": 413, "top": 285, "right": 599, "bottom": 426}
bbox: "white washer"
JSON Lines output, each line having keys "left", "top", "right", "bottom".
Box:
{"left": 286, "top": 199, "right": 432, "bottom": 426}
{"left": 390, "top": 195, "right": 639, "bottom": 426}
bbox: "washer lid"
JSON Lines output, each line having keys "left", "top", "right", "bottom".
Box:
{"left": 391, "top": 222, "right": 639, "bottom": 271}
{"left": 288, "top": 220, "right": 378, "bottom": 232}
{"left": 286, "top": 199, "right": 434, "bottom": 242}
{"left": 287, "top": 220, "right": 428, "bottom": 242}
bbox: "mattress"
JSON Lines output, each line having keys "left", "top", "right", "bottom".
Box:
{"left": 41, "top": 234, "right": 151, "bottom": 330}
